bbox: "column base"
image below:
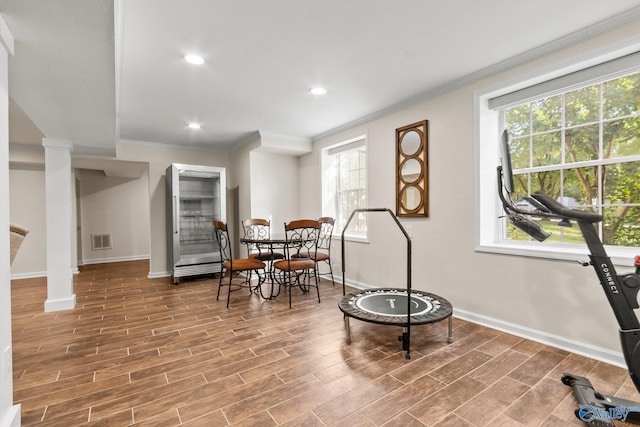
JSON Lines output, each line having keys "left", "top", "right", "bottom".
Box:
{"left": 0, "top": 404, "right": 21, "bottom": 427}
{"left": 44, "top": 295, "right": 76, "bottom": 312}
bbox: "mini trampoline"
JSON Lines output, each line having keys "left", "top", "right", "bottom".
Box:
{"left": 338, "top": 208, "right": 453, "bottom": 359}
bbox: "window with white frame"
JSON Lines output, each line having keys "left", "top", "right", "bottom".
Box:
{"left": 476, "top": 51, "right": 640, "bottom": 265}
{"left": 503, "top": 72, "right": 640, "bottom": 247}
{"left": 322, "top": 135, "right": 368, "bottom": 237}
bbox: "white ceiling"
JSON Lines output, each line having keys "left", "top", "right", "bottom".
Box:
{"left": 2, "top": 0, "right": 640, "bottom": 157}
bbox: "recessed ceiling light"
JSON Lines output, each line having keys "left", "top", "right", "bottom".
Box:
{"left": 187, "top": 122, "right": 201, "bottom": 129}
{"left": 310, "top": 87, "right": 327, "bottom": 95}
{"left": 184, "top": 54, "right": 204, "bottom": 65}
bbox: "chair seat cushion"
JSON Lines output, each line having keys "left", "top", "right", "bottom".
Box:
{"left": 312, "top": 252, "right": 330, "bottom": 261}
{"left": 292, "top": 251, "right": 329, "bottom": 261}
{"left": 223, "top": 258, "right": 266, "bottom": 271}
{"left": 249, "top": 252, "right": 285, "bottom": 261}
{"left": 273, "top": 259, "right": 315, "bottom": 271}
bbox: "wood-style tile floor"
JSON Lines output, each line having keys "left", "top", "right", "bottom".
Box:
{"left": 10, "top": 260, "right": 640, "bottom": 426}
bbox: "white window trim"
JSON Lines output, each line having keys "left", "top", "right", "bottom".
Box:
{"left": 337, "top": 233, "right": 370, "bottom": 244}
{"left": 474, "top": 41, "right": 640, "bottom": 267}
{"left": 321, "top": 133, "right": 369, "bottom": 242}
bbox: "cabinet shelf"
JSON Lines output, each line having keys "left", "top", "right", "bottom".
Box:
{"left": 180, "top": 194, "right": 217, "bottom": 200}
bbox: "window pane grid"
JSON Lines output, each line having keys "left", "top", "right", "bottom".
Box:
{"left": 503, "top": 71, "right": 640, "bottom": 247}
{"left": 335, "top": 147, "right": 367, "bottom": 234}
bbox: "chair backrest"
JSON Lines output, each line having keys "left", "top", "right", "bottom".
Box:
{"left": 317, "top": 217, "right": 335, "bottom": 251}
{"left": 242, "top": 218, "right": 271, "bottom": 239}
{"left": 284, "top": 219, "right": 321, "bottom": 257}
{"left": 213, "top": 221, "right": 232, "bottom": 262}
{"left": 241, "top": 218, "right": 271, "bottom": 254}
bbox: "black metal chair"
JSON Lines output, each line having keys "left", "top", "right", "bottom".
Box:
{"left": 272, "top": 219, "right": 321, "bottom": 307}
{"left": 314, "top": 217, "right": 335, "bottom": 285}
{"left": 213, "top": 221, "right": 266, "bottom": 307}
{"left": 241, "top": 218, "right": 285, "bottom": 262}
{"left": 291, "top": 217, "right": 335, "bottom": 286}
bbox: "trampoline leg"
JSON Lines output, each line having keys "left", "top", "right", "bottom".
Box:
{"left": 447, "top": 316, "right": 453, "bottom": 343}
{"left": 401, "top": 327, "right": 410, "bottom": 359}
{"left": 344, "top": 316, "right": 351, "bottom": 344}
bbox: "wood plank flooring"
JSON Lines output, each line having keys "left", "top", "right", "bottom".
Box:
{"left": 10, "top": 260, "right": 640, "bottom": 426}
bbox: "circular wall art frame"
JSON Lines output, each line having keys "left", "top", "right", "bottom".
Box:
{"left": 396, "top": 120, "right": 429, "bottom": 217}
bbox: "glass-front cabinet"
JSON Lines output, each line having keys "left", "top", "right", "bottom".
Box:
{"left": 166, "top": 163, "right": 226, "bottom": 283}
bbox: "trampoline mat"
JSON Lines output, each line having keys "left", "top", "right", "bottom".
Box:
{"left": 339, "top": 288, "right": 452, "bottom": 326}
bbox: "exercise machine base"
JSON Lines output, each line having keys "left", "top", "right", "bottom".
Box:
{"left": 562, "top": 373, "right": 640, "bottom": 425}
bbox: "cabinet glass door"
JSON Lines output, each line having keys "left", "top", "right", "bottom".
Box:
{"left": 178, "top": 172, "right": 220, "bottom": 260}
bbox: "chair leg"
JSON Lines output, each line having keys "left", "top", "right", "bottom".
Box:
{"left": 327, "top": 260, "right": 335, "bottom": 286}
{"left": 314, "top": 259, "right": 335, "bottom": 286}
{"left": 253, "top": 268, "right": 265, "bottom": 297}
{"left": 226, "top": 272, "right": 233, "bottom": 308}
{"left": 274, "top": 267, "right": 319, "bottom": 308}
{"left": 288, "top": 270, "right": 292, "bottom": 308}
{"left": 247, "top": 270, "right": 254, "bottom": 294}
{"left": 216, "top": 270, "right": 224, "bottom": 301}
{"left": 298, "top": 270, "right": 308, "bottom": 293}
{"left": 314, "top": 268, "right": 320, "bottom": 303}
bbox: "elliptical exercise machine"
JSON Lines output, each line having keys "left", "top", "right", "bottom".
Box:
{"left": 497, "top": 130, "right": 640, "bottom": 426}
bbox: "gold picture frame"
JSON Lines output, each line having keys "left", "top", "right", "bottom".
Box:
{"left": 396, "top": 120, "right": 428, "bottom": 217}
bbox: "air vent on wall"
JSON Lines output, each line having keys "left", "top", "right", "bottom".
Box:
{"left": 91, "top": 234, "right": 112, "bottom": 250}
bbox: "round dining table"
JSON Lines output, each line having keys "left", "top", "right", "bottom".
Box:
{"left": 240, "top": 235, "right": 289, "bottom": 299}
{"left": 240, "top": 234, "right": 315, "bottom": 300}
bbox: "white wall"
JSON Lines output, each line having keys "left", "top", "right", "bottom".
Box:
{"left": 250, "top": 150, "right": 300, "bottom": 233}
{"left": 229, "top": 141, "right": 303, "bottom": 257}
{"left": 300, "top": 21, "right": 640, "bottom": 360}
{"left": 229, "top": 139, "right": 255, "bottom": 257}
{"left": 9, "top": 166, "right": 46, "bottom": 276}
{"left": 76, "top": 167, "right": 150, "bottom": 264}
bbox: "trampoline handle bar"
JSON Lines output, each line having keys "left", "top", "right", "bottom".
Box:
{"left": 340, "top": 208, "right": 413, "bottom": 356}
{"left": 341, "top": 208, "right": 411, "bottom": 285}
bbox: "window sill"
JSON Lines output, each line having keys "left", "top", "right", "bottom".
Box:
{"left": 476, "top": 241, "right": 639, "bottom": 268}
{"left": 335, "top": 233, "right": 369, "bottom": 244}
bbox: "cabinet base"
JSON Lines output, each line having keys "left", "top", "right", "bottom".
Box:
{"left": 172, "top": 263, "right": 221, "bottom": 284}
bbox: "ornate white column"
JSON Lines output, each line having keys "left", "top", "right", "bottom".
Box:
{"left": 43, "top": 138, "right": 76, "bottom": 312}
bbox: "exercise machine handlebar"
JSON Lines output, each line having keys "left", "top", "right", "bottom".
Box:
{"left": 530, "top": 192, "right": 603, "bottom": 223}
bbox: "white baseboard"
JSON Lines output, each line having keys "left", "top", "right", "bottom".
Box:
{"left": 78, "top": 254, "right": 149, "bottom": 266}
{"left": 148, "top": 271, "right": 170, "bottom": 279}
{"left": 454, "top": 308, "right": 625, "bottom": 368}
{"left": 336, "top": 275, "right": 625, "bottom": 368}
{"left": 44, "top": 294, "right": 76, "bottom": 312}
{"left": 334, "top": 274, "right": 374, "bottom": 290}
{"left": 10, "top": 271, "right": 47, "bottom": 280}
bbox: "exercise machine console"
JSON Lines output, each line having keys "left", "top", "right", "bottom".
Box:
{"left": 497, "top": 130, "right": 640, "bottom": 426}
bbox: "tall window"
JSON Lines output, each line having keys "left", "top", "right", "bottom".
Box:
{"left": 502, "top": 72, "right": 640, "bottom": 247}
{"left": 322, "top": 136, "right": 367, "bottom": 237}
{"left": 475, "top": 50, "right": 640, "bottom": 264}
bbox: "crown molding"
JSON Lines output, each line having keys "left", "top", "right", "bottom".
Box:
{"left": 118, "top": 138, "right": 228, "bottom": 154}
